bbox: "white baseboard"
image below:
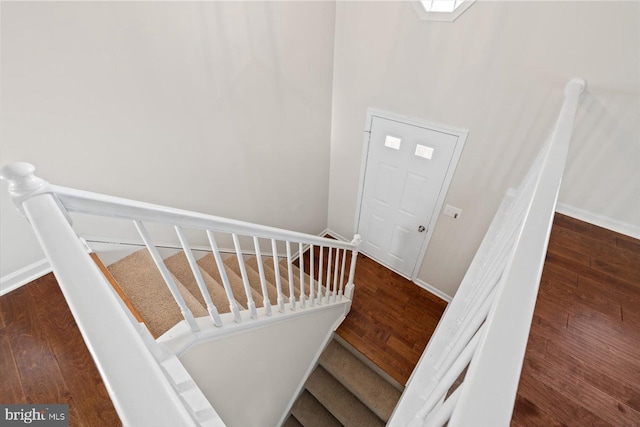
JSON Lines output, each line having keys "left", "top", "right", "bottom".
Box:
{"left": 0, "top": 258, "right": 52, "bottom": 296}
{"left": 556, "top": 203, "right": 640, "bottom": 240}
{"left": 323, "top": 228, "right": 351, "bottom": 242}
{"left": 413, "top": 278, "right": 452, "bottom": 303}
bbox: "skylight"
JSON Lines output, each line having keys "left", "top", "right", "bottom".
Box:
{"left": 420, "top": 0, "right": 466, "bottom": 13}
{"left": 414, "top": 0, "right": 475, "bottom": 21}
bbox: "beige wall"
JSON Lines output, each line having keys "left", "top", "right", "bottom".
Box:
{"left": 0, "top": 2, "right": 336, "bottom": 281}
{"left": 328, "top": 1, "right": 640, "bottom": 297}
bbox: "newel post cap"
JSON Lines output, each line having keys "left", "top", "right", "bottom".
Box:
{"left": 0, "top": 162, "right": 47, "bottom": 196}
{"left": 351, "top": 234, "right": 362, "bottom": 247}
{"left": 565, "top": 78, "right": 586, "bottom": 97}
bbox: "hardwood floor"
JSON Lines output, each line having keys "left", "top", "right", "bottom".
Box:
{"left": 0, "top": 274, "right": 121, "bottom": 426}
{"left": 1, "top": 213, "right": 637, "bottom": 426}
{"left": 512, "top": 214, "right": 640, "bottom": 426}
{"left": 297, "top": 246, "right": 447, "bottom": 385}
{"left": 304, "top": 215, "right": 640, "bottom": 425}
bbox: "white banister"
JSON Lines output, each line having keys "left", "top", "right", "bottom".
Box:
{"left": 0, "top": 164, "right": 201, "bottom": 426}
{"left": 388, "top": 78, "right": 586, "bottom": 427}
{"left": 134, "top": 220, "right": 199, "bottom": 332}
{"left": 175, "top": 225, "right": 223, "bottom": 327}
{"left": 449, "top": 78, "right": 586, "bottom": 427}
{"left": 50, "top": 184, "right": 355, "bottom": 250}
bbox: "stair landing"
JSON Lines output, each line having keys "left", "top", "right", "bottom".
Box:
{"left": 298, "top": 246, "right": 448, "bottom": 386}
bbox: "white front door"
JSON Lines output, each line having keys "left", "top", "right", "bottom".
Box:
{"left": 357, "top": 114, "right": 464, "bottom": 278}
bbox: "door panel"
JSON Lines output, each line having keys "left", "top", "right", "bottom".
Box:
{"left": 358, "top": 116, "right": 459, "bottom": 277}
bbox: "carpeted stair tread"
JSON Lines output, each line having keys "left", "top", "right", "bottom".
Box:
{"left": 290, "top": 390, "right": 342, "bottom": 427}
{"left": 197, "top": 254, "right": 263, "bottom": 308}
{"left": 224, "top": 256, "right": 280, "bottom": 306}
{"left": 305, "top": 366, "right": 384, "bottom": 427}
{"left": 164, "top": 252, "right": 238, "bottom": 314}
{"left": 107, "top": 250, "right": 207, "bottom": 337}
{"left": 282, "top": 415, "right": 303, "bottom": 427}
{"left": 251, "top": 256, "right": 297, "bottom": 300}
{"left": 319, "top": 340, "right": 401, "bottom": 422}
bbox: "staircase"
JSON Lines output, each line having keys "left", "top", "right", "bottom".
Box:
{"left": 104, "top": 247, "right": 401, "bottom": 426}
{"left": 107, "top": 249, "right": 314, "bottom": 338}
{"left": 284, "top": 337, "right": 402, "bottom": 427}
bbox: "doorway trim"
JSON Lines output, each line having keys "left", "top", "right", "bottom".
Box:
{"left": 354, "top": 108, "right": 469, "bottom": 282}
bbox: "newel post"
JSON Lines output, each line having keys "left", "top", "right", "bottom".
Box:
{"left": 344, "top": 234, "right": 362, "bottom": 300}
{"left": 0, "top": 162, "right": 71, "bottom": 224}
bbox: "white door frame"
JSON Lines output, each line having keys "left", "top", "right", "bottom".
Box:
{"left": 354, "top": 108, "right": 469, "bottom": 281}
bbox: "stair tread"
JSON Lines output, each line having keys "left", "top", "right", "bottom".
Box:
{"left": 107, "top": 250, "right": 207, "bottom": 337}
{"left": 197, "top": 254, "right": 263, "bottom": 309}
{"left": 281, "top": 415, "right": 303, "bottom": 427}
{"left": 290, "top": 390, "right": 342, "bottom": 427}
{"left": 305, "top": 366, "right": 384, "bottom": 427}
{"left": 320, "top": 340, "right": 401, "bottom": 422}
{"left": 253, "top": 256, "right": 298, "bottom": 299}
{"left": 164, "top": 252, "right": 239, "bottom": 313}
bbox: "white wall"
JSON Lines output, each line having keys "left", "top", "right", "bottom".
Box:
{"left": 328, "top": 1, "right": 640, "bottom": 297}
{"left": 0, "top": 2, "right": 336, "bottom": 286}
{"left": 180, "top": 305, "right": 346, "bottom": 427}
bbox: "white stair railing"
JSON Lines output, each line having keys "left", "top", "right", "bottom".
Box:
{"left": 388, "top": 78, "right": 586, "bottom": 427}
{"left": 0, "top": 163, "right": 362, "bottom": 426}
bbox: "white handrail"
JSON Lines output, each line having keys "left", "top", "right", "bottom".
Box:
{"left": 50, "top": 184, "right": 356, "bottom": 250}
{"left": 449, "top": 78, "right": 585, "bottom": 426}
{"left": 388, "top": 78, "right": 586, "bottom": 427}
{"left": 0, "top": 164, "right": 203, "bottom": 426}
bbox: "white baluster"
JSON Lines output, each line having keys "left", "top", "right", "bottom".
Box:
{"left": 435, "top": 287, "right": 498, "bottom": 375}
{"left": 309, "top": 244, "right": 315, "bottom": 307}
{"left": 134, "top": 221, "right": 199, "bottom": 331}
{"left": 423, "top": 387, "right": 461, "bottom": 427}
{"left": 317, "top": 246, "right": 324, "bottom": 305}
{"left": 175, "top": 226, "right": 222, "bottom": 327}
{"left": 345, "top": 235, "right": 362, "bottom": 300}
{"left": 299, "top": 242, "right": 305, "bottom": 309}
{"left": 332, "top": 248, "right": 340, "bottom": 303}
{"left": 413, "top": 327, "right": 483, "bottom": 424}
{"left": 339, "top": 248, "right": 347, "bottom": 301}
{"left": 253, "top": 237, "right": 272, "bottom": 316}
{"left": 271, "top": 239, "right": 285, "bottom": 312}
{"left": 286, "top": 241, "right": 296, "bottom": 311}
{"left": 206, "top": 230, "right": 241, "bottom": 323}
{"left": 325, "top": 247, "right": 333, "bottom": 303}
{"left": 232, "top": 233, "right": 257, "bottom": 319}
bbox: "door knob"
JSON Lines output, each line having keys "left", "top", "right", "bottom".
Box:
{"left": 418, "top": 225, "right": 426, "bottom": 232}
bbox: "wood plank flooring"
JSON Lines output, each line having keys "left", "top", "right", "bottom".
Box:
{"left": 512, "top": 214, "right": 640, "bottom": 426}
{"left": 1, "top": 213, "right": 637, "bottom": 426}
{"left": 297, "top": 245, "right": 448, "bottom": 386}
{"left": 0, "top": 274, "right": 121, "bottom": 426}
